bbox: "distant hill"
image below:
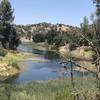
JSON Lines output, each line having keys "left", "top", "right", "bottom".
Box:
{"left": 15, "top": 23, "right": 81, "bottom": 37}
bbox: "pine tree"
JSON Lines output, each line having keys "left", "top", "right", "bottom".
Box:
{"left": 0, "top": 0, "right": 20, "bottom": 50}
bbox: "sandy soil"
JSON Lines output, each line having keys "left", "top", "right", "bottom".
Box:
{"left": 21, "top": 37, "right": 33, "bottom": 43}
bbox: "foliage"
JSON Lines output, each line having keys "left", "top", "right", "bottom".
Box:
{"left": 46, "top": 29, "right": 58, "bottom": 45}
{"left": 2, "top": 52, "right": 23, "bottom": 68}
{"left": 80, "top": 1, "right": 100, "bottom": 95}
{"left": 10, "top": 61, "right": 19, "bottom": 69}
{"left": 0, "top": 0, "right": 20, "bottom": 50}
{"left": 80, "top": 16, "right": 95, "bottom": 40}
{"left": 0, "top": 48, "right": 8, "bottom": 57}
{"left": 46, "top": 30, "right": 78, "bottom": 49}
{"left": 33, "top": 33, "right": 46, "bottom": 42}
{"left": 69, "top": 42, "right": 77, "bottom": 51}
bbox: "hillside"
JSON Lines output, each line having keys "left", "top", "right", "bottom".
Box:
{"left": 15, "top": 23, "right": 81, "bottom": 37}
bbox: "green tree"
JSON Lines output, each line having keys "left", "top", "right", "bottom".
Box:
{"left": 46, "top": 29, "right": 58, "bottom": 45}
{"left": 80, "top": 16, "right": 92, "bottom": 38}
{"left": 0, "top": 0, "right": 20, "bottom": 50}
{"left": 33, "top": 33, "right": 45, "bottom": 42}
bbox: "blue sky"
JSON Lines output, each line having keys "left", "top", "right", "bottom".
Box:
{"left": 10, "top": 0, "right": 95, "bottom": 26}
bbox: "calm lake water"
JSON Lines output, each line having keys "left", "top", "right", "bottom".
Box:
{"left": 5, "top": 43, "right": 90, "bottom": 84}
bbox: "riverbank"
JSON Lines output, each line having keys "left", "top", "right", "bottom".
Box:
{"left": 0, "top": 52, "right": 24, "bottom": 81}
{"left": 19, "top": 41, "right": 96, "bottom": 73}
{"left": 20, "top": 42, "right": 96, "bottom": 73}
{"left": 59, "top": 45, "right": 96, "bottom": 72}
{"left": 0, "top": 48, "right": 48, "bottom": 81}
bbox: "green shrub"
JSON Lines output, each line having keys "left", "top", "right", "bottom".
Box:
{"left": 0, "top": 48, "right": 8, "bottom": 57}
{"left": 69, "top": 43, "right": 76, "bottom": 50}
{"left": 33, "top": 33, "right": 46, "bottom": 42}
{"left": 11, "top": 62, "right": 20, "bottom": 69}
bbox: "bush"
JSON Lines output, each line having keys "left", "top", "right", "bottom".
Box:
{"left": 0, "top": 48, "right": 8, "bottom": 57}
{"left": 69, "top": 43, "right": 76, "bottom": 50}
{"left": 11, "top": 62, "right": 20, "bottom": 69}
{"left": 33, "top": 33, "right": 46, "bottom": 42}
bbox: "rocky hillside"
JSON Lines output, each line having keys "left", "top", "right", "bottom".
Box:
{"left": 15, "top": 23, "right": 81, "bottom": 37}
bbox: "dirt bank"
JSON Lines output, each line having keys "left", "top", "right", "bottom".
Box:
{"left": 0, "top": 63, "right": 19, "bottom": 81}
{"left": 59, "top": 45, "right": 96, "bottom": 72}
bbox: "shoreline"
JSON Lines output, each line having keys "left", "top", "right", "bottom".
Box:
{"left": 0, "top": 52, "right": 23, "bottom": 81}
{"left": 0, "top": 66, "right": 20, "bottom": 81}
{"left": 0, "top": 41, "right": 96, "bottom": 82}
{"left": 59, "top": 45, "right": 96, "bottom": 73}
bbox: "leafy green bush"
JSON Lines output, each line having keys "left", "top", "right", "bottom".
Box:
{"left": 0, "top": 48, "right": 8, "bottom": 57}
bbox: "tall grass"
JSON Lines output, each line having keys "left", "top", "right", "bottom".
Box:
{"left": 0, "top": 77, "right": 98, "bottom": 100}
{"left": 1, "top": 52, "right": 24, "bottom": 69}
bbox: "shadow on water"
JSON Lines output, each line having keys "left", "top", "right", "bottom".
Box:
{"left": 3, "top": 74, "right": 20, "bottom": 84}
{"left": 17, "top": 43, "right": 60, "bottom": 59}
{"left": 45, "top": 50, "right": 60, "bottom": 60}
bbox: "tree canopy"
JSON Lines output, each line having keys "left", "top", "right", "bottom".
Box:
{"left": 0, "top": 0, "right": 20, "bottom": 50}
